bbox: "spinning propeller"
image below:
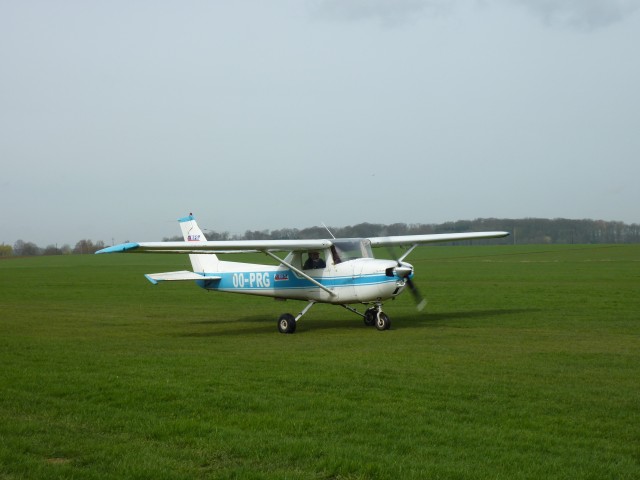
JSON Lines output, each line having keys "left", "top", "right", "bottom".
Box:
{"left": 387, "top": 246, "right": 427, "bottom": 311}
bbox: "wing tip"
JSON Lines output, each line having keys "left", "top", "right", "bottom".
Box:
{"left": 95, "top": 242, "right": 140, "bottom": 254}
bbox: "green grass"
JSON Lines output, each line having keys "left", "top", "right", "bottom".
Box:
{"left": 1, "top": 245, "right": 639, "bottom": 479}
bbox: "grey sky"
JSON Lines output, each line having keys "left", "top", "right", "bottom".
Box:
{"left": 1, "top": 0, "right": 639, "bottom": 247}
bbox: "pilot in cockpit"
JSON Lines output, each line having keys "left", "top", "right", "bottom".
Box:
{"left": 303, "top": 251, "right": 326, "bottom": 270}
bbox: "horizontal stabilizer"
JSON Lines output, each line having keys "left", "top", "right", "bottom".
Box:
{"left": 144, "top": 271, "right": 222, "bottom": 285}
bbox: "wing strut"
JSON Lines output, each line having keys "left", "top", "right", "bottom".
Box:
{"left": 262, "top": 251, "right": 337, "bottom": 297}
{"left": 398, "top": 244, "right": 419, "bottom": 263}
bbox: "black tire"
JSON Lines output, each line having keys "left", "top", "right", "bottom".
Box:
{"left": 375, "top": 312, "right": 391, "bottom": 331}
{"left": 278, "top": 313, "right": 296, "bottom": 334}
{"left": 364, "top": 308, "right": 377, "bottom": 327}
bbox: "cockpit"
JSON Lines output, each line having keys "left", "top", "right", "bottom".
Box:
{"left": 284, "top": 239, "right": 374, "bottom": 271}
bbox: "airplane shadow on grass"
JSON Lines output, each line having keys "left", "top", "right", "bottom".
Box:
{"left": 177, "top": 308, "right": 539, "bottom": 337}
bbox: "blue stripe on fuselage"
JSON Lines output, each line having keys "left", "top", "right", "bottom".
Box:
{"left": 195, "top": 270, "right": 394, "bottom": 291}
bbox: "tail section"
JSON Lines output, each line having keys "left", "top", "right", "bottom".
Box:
{"left": 178, "top": 214, "right": 219, "bottom": 274}
{"left": 179, "top": 214, "right": 208, "bottom": 242}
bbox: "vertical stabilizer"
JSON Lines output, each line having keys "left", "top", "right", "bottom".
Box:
{"left": 178, "top": 214, "right": 219, "bottom": 274}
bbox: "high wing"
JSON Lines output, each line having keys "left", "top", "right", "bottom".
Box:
{"left": 97, "top": 232, "right": 509, "bottom": 255}
{"left": 96, "top": 239, "right": 333, "bottom": 255}
{"left": 368, "top": 231, "right": 509, "bottom": 248}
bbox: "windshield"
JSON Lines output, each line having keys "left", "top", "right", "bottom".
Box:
{"left": 331, "top": 239, "right": 373, "bottom": 263}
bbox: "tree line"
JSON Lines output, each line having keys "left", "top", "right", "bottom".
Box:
{"left": 1, "top": 239, "right": 105, "bottom": 257}
{"left": 2, "top": 218, "right": 639, "bottom": 257}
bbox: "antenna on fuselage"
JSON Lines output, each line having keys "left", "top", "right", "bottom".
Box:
{"left": 321, "top": 222, "right": 336, "bottom": 239}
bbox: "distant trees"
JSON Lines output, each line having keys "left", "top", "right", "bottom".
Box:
{"left": 43, "top": 244, "right": 71, "bottom": 255}
{"left": 43, "top": 245, "right": 63, "bottom": 256}
{"left": 243, "top": 230, "right": 271, "bottom": 240}
{"left": 2, "top": 218, "right": 639, "bottom": 257}
{"left": 7, "top": 239, "right": 99, "bottom": 257}
{"left": 494, "top": 218, "right": 640, "bottom": 244}
{"left": 234, "top": 218, "right": 640, "bottom": 245}
{"left": 73, "top": 239, "right": 105, "bottom": 254}
{"left": 13, "top": 240, "right": 41, "bottom": 256}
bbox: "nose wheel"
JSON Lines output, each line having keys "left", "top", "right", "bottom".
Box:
{"left": 363, "top": 305, "right": 391, "bottom": 330}
{"left": 375, "top": 311, "right": 391, "bottom": 330}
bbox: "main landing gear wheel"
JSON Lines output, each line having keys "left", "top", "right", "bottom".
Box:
{"left": 364, "top": 307, "right": 377, "bottom": 327}
{"left": 375, "top": 311, "right": 391, "bottom": 331}
{"left": 278, "top": 313, "right": 297, "bottom": 334}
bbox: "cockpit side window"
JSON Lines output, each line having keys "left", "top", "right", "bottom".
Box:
{"left": 303, "top": 250, "right": 327, "bottom": 270}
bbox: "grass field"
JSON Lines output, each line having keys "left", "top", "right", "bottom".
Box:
{"left": 1, "top": 245, "right": 639, "bottom": 479}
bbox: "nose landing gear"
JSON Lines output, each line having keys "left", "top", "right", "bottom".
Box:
{"left": 345, "top": 304, "right": 391, "bottom": 331}
{"left": 369, "top": 305, "right": 391, "bottom": 330}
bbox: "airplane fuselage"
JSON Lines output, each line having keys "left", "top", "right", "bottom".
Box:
{"left": 196, "top": 258, "right": 408, "bottom": 304}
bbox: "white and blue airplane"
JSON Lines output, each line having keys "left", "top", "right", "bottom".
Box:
{"left": 97, "top": 214, "right": 509, "bottom": 333}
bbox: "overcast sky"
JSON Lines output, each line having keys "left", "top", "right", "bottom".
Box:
{"left": 2, "top": 0, "right": 639, "bottom": 247}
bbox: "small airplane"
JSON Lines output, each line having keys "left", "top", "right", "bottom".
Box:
{"left": 97, "top": 214, "right": 509, "bottom": 333}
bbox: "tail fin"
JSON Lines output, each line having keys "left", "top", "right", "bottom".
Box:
{"left": 178, "top": 214, "right": 219, "bottom": 274}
